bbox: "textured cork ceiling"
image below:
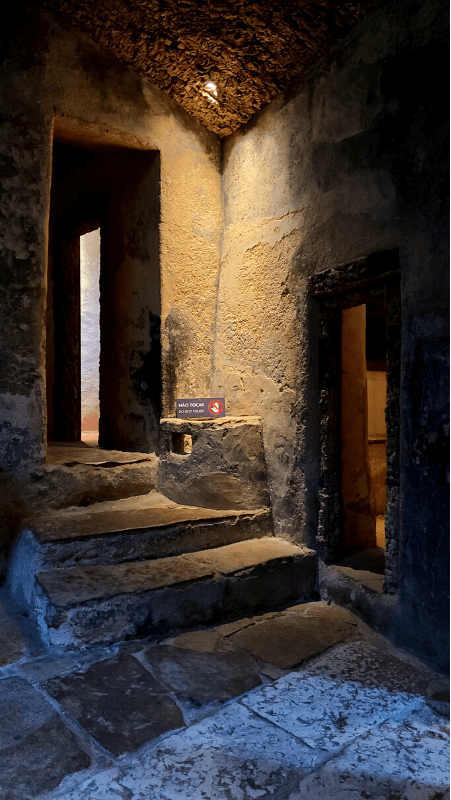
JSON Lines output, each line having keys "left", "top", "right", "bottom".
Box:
{"left": 46, "top": 0, "right": 381, "bottom": 137}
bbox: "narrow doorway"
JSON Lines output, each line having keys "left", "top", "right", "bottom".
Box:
{"left": 46, "top": 133, "right": 161, "bottom": 453}
{"left": 80, "top": 229, "right": 100, "bottom": 446}
{"left": 307, "top": 248, "right": 400, "bottom": 593}
{"left": 340, "top": 300, "right": 387, "bottom": 574}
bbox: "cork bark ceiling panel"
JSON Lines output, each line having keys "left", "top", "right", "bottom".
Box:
{"left": 46, "top": 0, "right": 381, "bottom": 137}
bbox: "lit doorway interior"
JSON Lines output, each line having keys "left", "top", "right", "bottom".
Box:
{"left": 80, "top": 229, "right": 100, "bottom": 446}
{"left": 340, "top": 300, "right": 387, "bottom": 573}
{"left": 46, "top": 135, "right": 161, "bottom": 453}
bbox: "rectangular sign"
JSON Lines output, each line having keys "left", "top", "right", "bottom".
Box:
{"left": 176, "top": 397, "right": 225, "bottom": 419}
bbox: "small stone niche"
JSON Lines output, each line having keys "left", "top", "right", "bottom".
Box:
{"left": 172, "top": 433, "right": 193, "bottom": 455}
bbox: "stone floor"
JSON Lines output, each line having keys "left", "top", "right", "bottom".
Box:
{"left": 0, "top": 585, "right": 448, "bottom": 800}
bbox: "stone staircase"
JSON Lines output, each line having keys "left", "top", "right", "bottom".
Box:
{"left": 7, "top": 427, "right": 316, "bottom": 648}
{"left": 8, "top": 493, "right": 315, "bottom": 648}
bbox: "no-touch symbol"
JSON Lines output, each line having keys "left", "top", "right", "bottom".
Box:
{"left": 208, "top": 400, "right": 224, "bottom": 415}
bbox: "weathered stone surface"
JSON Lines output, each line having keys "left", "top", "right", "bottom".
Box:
{"left": 33, "top": 626, "right": 449, "bottom": 800}
{"left": 305, "top": 637, "right": 435, "bottom": 696}
{"left": 18, "top": 655, "right": 77, "bottom": 682}
{"left": 8, "top": 495, "right": 272, "bottom": 611}
{"left": 0, "top": 587, "right": 45, "bottom": 666}
{"left": 224, "top": 602, "right": 358, "bottom": 669}
{"left": 319, "top": 560, "right": 394, "bottom": 634}
{"left": 142, "top": 644, "right": 261, "bottom": 705}
{"left": 33, "top": 538, "right": 316, "bottom": 646}
{"left": 28, "top": 455, "right": 159, "bottom": 513}
{"left": 242, "top": 671, "right": 422, "bottom": 754}
{"left": 0, "top": 677, "right": 90, "bottom": 799}
{"left": 46, "top": 704, "right": 323, "bottom": 800}
{"left": 171, "top": 629, "right": 225, "bottom": 653}
{"left": 426, "top": 679, "right": 450, "bottom": 719}
{"left": 337, "top": 546, "right": 385, "bottom": 575}
{"left": 368, "top": 440, "right": 387, "bottom": 515}
{"left": 44, "top": 655, "right": 184, "bottom": 756}
{"left": 0, "top": 716, "right": 90, "bottom": 800}
{"left": 159, "top": 417, "right": 270, "bottom": 510}
{"left": 291, "top": 711, "right": 450, "bottom": 800}
{"left": 0, "top": 617, "right": 28, "bottom": 667}
{"left": 212, "top": 0, "right": 449, "bottom": 673}
{"left": 330, "top": 565, "right": 385, "bottom": 593}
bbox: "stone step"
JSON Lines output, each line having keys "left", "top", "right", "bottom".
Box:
{"left": 7, "top": 493, "right": 273, "bottom": 608}
{"left": 33, "top": 538, "right": 316, "bottom": 647}
{"left": 30, "top": 446, "right": 159, "bottom": 511}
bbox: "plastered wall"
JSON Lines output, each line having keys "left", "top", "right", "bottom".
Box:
{"left": 215, "top": 0, "right": 449, "bottom": 668}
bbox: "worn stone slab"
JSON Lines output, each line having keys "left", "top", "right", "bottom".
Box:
{"left": 171, "top": 629, "right": 226, "bottom": 653}
{"left": 242, "top": 671, "right": 422, "bottom": 754}
{"left": 224, "top": 601, "right": 358, "bottom": 668}
{"left": 426, "top": 678, "right": 450, "bottom": 718}
{"left": 33, "top": 538, "right": 315, "bottom": 647}
{"left": 0, "top": 677, "right": 90, "bottom": 799}
{"left": 331, "top": 565, "right": 385, "bottom": 592}
{"left": 46, "top": 446, "right": 157, "bottom": 467}
{"left": 38, "top": 538, "right": 307, "bottom": 606}
{"left": 337, "top": 546, "right": 385, "bottom": 575}
{"left": 18, "top": 655, "right": 78, "bottom": 682}
{"left": 319, "top": 560, "right": 395, "bottom": 634}
{"left": 43, "top": 654, "right": 184, "bottom": 756}
{"left": 290, "top": 708, "right": 450, "bottom": 800}
{"left": 31, "top": 492, "right": 270, "bottom": 543}
{"left": 142, "top": 644, "right": 262, "bottom": 705}
{"left": 0, "top": 617, "right": 28, "bottom": 667}
{"left": 304, "top": 637, "right": 436, "bottom": 696}
{"left": 29, "top": 458, "right": 159, "bottom": 513}
{"left": 48, "top": 703, "right": 324, "bottom": 800}
{"left": 37, "top": 555, "right": 217, "bottom": 606}
{"left": 1, "top": 715, "right": 91, "bottom": 800}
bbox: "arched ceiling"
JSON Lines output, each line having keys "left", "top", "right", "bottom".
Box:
{"left": 45, "top": 0, "right": 382, "bottom": 137}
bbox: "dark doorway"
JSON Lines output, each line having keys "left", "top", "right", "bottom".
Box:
{"left": 46, "top": 135, "right": 161, "bottom": 452}
{"left": 307, "top": 249, "right": 400, "bottom": 593}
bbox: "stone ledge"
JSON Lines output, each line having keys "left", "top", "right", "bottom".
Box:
{"left": 160, "top": 416, "right": 262, "bottom": 431}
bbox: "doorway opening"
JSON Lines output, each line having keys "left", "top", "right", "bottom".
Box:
{"left": 340, "top": 300, "right": 387, "bottom": 574}
{"left": 307, "top": 249, "right": 400, "bottom": 593}
{"left": 80, "top": 228, "right": 101, "bottom": 446}
{"left": 46, "top": 131, "right": 161, "bottom": 453}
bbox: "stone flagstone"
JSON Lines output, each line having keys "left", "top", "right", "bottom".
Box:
{"left": 241, "top": 671, "right": 423, "bottom": 753}
{"left": 142, "top": 644, "right": 262, "bottom": 706}
{"left": 0, "top": 677, "right": 90, "bottom": 800}
{"left": 288, "top": 707, "right": 450, "bottom": 800}
{"left": 43, "top": 654, "right": 184, "bottom": 756}
{"left": 47, "top": 703, "right": 325, "bottom": 800}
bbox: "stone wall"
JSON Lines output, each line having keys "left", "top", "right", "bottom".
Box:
{"left": 0, "top": 2, "right": 221, "bottom": 564}
{"left": 0, "top": 1, "right": 222, "bottom": 473}
{"left": 214, "top": 0, "right": 449, "bottom": 669}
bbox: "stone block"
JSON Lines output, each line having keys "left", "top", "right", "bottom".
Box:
{"left": 0, "top": 677, "right": 90, "bottom": 799}
{"left": 142, "top": 644, "right": 262, "bottom": 705}
{"left": 159, "top": 417, "right": 270, "bottom": 510}
{"left": 43, "top": 654, "right": 184, "bottom": 756}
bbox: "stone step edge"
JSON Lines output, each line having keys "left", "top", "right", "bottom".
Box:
{"left": 7, "top": 512, "right": 273, "bottom": 610}
{"left": 36, "top": 537, "right": 313, "bottom": 607}
{"left": 29, "top": 507, "right": 272, "bottom": 545}
{"left": 33, "top": 538, "right": 317, "bottom": 648}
